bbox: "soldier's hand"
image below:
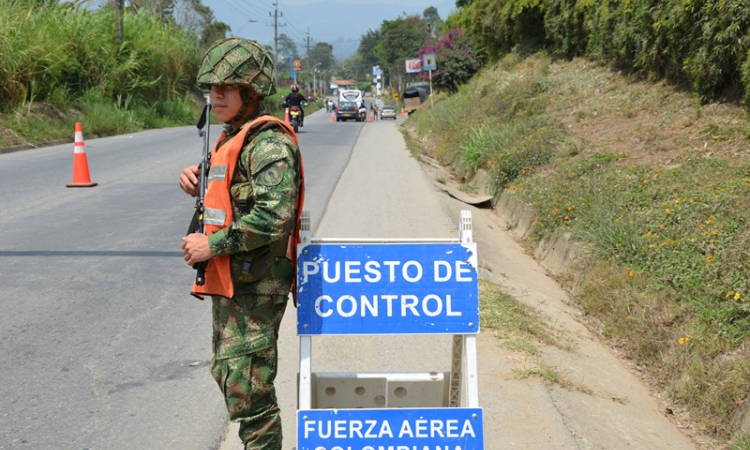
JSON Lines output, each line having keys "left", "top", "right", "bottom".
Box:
{"left": 179, "top": 165, "right": 200, "bottom": 196}
{"left": 182, "top": 233, "right": 215, "bottom": 266}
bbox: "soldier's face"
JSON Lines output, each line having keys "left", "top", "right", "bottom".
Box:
{"left": 211, "top": 85, "right": 242, "bottom": 123}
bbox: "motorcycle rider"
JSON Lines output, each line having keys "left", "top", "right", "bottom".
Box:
{"left": 284, "top": 85, "right": 305, "bottom": 126}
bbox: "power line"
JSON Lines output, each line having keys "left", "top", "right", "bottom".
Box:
{"left": 269, "top": 1, "right": 286, "bottom": 85}
{"left": 219, "top": 0, "right": 262, "bottom": 19}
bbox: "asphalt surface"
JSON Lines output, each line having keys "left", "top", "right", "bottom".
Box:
{"left": 0, "top": 105, "right": 358, "bottom": 449}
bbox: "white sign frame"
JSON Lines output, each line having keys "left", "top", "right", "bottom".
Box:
{"left": 296, "top": 210, "right": 483, "bottom": 449}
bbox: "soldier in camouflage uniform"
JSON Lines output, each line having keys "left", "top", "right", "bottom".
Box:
{"left": 180, "top": 37, "right": 302, "bottom": 450}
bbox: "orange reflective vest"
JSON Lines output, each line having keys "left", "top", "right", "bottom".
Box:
{"left": 191, "top": 115, "right": 304, "bottom": 300}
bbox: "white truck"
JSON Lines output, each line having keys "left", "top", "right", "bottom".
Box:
{"left": 338, "top": 89, "right": 363, "bottom": 107}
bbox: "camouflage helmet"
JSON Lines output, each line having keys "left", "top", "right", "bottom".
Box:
{"left": 197, "top": 38, "right": 276, "bottom": 97}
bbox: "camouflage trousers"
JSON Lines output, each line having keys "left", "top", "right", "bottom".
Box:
{"left": 209, "top": 293, "right": 288, "bottom": 450}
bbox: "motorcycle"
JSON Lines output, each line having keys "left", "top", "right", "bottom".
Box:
{"left": 282, "top": 101, "right": 307, "bottom": 133}
{"left": 289, "top": 106, "right": 302, "bottom": 133}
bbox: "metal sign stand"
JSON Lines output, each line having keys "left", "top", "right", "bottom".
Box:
{"left": 296, "top": 210, "right": 483, "bottom": 450}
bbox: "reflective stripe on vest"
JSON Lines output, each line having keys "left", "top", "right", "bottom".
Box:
{"left": 191, "top": 115, "right": 301, "bottom": 299}
{"left": 203, "top": 208, "right": 226, "bottom": 226}
{"left": 208, "top": 165, "right": 227, "bottom": 182}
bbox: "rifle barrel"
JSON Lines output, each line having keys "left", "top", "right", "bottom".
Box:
{"left": 192, "top": 102, "right": 212, "bottom": 287}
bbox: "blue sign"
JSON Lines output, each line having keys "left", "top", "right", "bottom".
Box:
{"left": 297, "top": 243, "right": 479, "bottom": 335}
{"left": 298, "top": 408, "right": 484, "bottom": 450}
{"left": 422, "top": 52, "right": 437, "bottom": 71}
{"left": 373, "top": 65, "right": 382, "bottom": 76}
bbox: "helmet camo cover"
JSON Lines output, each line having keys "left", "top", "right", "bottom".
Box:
{"left": 197, "top": 38, "right": 276, "bottom": 97}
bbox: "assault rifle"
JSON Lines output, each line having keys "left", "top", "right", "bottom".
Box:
{"left": 187, "top": 100, "right": 212, "bottom": 286}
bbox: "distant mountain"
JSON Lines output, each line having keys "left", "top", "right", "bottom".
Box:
{"left": 207, "top": 0, "right": 457, "bottom": 60}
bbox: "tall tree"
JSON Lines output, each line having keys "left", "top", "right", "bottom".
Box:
{"left": 129, "top": 0, "right": 228, "bottom": 48}
{"left": 376, "top": 15, "right": 431, "bottom": 89}
{"left": 423, "top": 6, "right": 443, "bottom": 35}
{"left": 307, "top": 42, "right": 336, "bottom": 72}
{"left": 130, "top": 0, "right": 174, "bottom": 22}
{"left": 277, "top": 33, "right": 299, "bottom": 62}
{"left": 358, "top": 29, "right": 382, "bottom": 69}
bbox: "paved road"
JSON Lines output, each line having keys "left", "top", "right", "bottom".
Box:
{"left": 0, "top": 106, "right": 358, "bottom": 450}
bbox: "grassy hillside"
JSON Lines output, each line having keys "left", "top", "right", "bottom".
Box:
{"left": 0, "top": 0, "right": 316, "bottom": 149}
{"left": 406, "top": 51, "right": 750, "bottom": 448}
{"left": 447, "top": 0, "right": 750, "bottom": 105}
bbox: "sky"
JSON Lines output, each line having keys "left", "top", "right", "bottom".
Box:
{"left": 200, "top": 0, "right": 457, "bottom": 59}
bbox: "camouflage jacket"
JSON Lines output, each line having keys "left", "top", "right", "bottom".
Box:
{"left": 207, "top": 111, "right": 301, "bottom": 296}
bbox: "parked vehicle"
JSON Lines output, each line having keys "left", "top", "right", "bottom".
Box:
{"left": 402, "top": 82, "right": 429, "bottom": 115}
{"left": 336, "top": 101, "right": 358, "bottom": 122}
{"left": 379, "top": 106, "right": 396, "bottom": 120}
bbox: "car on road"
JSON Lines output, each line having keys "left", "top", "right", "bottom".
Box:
{"left": 336, "top": 101, "right": 359, "bottom": 122}
{"left": 379, "top": 106, "right": 397, "bottom": 120}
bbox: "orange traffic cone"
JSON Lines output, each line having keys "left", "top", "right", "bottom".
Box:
{"left": 66, "top": 123, "right": 97, "bottom": 188}
{"left": 401, "top": 108, "right": 406, "bottom": 116}
{"left": 331, "top": 110, "right": 335, "bottom": 122}
{"left": 369, "top": 111, "right": 374, "bottom": 122}
{"left": 285, "top": 108, "right": 290, "bottom": 123}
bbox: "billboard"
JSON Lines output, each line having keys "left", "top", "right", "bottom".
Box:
{"left": 405, "top": 58, "right": 422, "bottom": 73}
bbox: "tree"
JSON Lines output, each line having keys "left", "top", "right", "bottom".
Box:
{"left": 277, "top": 33, "right": 299, "bottom": 62}
{"left": 423, "top": 6, "right": 443, "bottom": 35}
{"left": 306, "top": 42, "right": 336, "bottom": 72}
{"left": 129, "top": 0, "right": 229, "bottom": 49}
{"left": 418, "top": 30, "right": 480, "bottom": 93}
{"left": 130, "top": 0, "right": 174, "bottom": 22}
{"left": 378, "top": 15, "right": 431, "bottom": 65}
{"left": 376, "top": 14, "right": 432, "bottom": 91}
{"left": 358, "top": 29, "right": 382, "bottom": 69}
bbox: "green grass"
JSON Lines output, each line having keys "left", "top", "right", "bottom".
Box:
{"left": 408, "top": 55, "right": 563, "bottom": 190}
{"left": 732, "top": 433, "right": 750, "bottom": 450}
{"left": 0, "top": 92, "right": 204, "bottom": 147}
{"left": 0, "top": 0, "right": 206, "bottom": 145}
{"left": 479, "top": 279, "right": 568, "bottom": 353}
{"left": 407, "top": 51, "right": 750, "bottom": 443}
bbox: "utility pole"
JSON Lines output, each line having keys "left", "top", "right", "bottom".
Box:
{"left": 304, "top": 28, "right": 313, "bottom": 94}
{"left": 269, "top": 2, "right": 285, "bottom": 85}
{"left": 114, "top": 0, "right": 124, "bottom": 43}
